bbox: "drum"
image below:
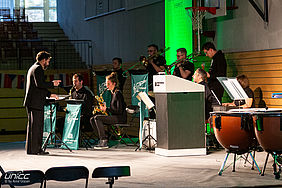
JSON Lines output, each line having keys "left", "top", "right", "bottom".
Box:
{"left": 211, "top": 112, "right": 256, "bottom": 154}
{"left": 253, "top": 112, "right": 282, "bottom": 153}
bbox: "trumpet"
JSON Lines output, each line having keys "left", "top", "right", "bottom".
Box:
{"left": 165, "top": 52, "right": 199, "bottom": 75}
{"left": 139, "top": 47, "right": 170, "bottom": 67}
{"left": 93, "top": 88, "right": 108, "bottom": 115}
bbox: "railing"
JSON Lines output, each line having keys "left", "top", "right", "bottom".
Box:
{"left": 0, "top": 39, "right": 94, "bottom": 70}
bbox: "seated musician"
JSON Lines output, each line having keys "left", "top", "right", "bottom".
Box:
{"left": 57, "top": 73, "right": 94, "bottom": 137}
{"left": 193, "top": 68, "right": 218, "bottom": 120}
{"left": 112, "top": 57, "right": 126, "bottom": 92}
{"left": 173, "top": 48, "right": 194, "bottom": 81}
{"left": 223, "top": 74, "right": 255, "bottom": 108}
{"left": 90, "top": 72, "right": 127, "bottom": 149}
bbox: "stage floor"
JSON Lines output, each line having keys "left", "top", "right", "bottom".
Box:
{"left": 0, "top": 142, "right": 281, "bottom": 188}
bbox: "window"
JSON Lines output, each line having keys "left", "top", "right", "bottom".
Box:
{"left": 17, "top": 0, "right": 57, "bottom": 22}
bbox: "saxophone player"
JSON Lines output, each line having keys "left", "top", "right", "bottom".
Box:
{"left": 90, "top": 72, "right": 127, "bottom": 149}
{"left": 173, "top": 48, "right": 194, "bottom": 81}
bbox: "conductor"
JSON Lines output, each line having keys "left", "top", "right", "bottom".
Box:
{"left": 23, "top": 51, "right": 61, "bottom": 155}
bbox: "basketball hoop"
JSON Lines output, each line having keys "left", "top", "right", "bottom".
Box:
{"left": 185, "top": 7, "right": 216, "bottom": 31}
{"left": 185, "top": 7, "right": 216, "bottom": 52}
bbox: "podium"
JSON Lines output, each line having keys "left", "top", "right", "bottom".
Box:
{"left": 61, "top": 99, "right": 83, "bottom": 150}
{"left": 153, "top": 75, "right": 206, "bottom": 156}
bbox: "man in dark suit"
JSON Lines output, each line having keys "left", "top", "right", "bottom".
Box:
{"left": 23, "top": 51, "right": 61, "bottom": 155}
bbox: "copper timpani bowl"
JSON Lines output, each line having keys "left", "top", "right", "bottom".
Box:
{"left": 253, "top": 112, "right": 282, "bottom": 153}
{"left": 211, "top": 112, "right": 256, "bottom": 154}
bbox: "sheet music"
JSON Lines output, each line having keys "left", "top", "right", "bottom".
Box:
{"left": 221, "top": 78, "right": 248, "bottom": 100}
{"left": 47, "top": 95, "right": 70, "bottom": 100}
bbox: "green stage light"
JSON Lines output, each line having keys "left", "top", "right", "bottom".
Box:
{"left": 165, "top": 0, "right": 193, "bottom": 66}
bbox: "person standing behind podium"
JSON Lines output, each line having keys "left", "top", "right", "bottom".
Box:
{"left": 146, "top": 44, "right": 166, "bottom": 91}
{"left": 23, "top": 51, "right": 61, "bottom": 155}
{"left": 90, "top": 72, "right": 127, "bottom": 149}
{"left": 173, "top": 48, "right": 194, "bottom": 80}
{"left": 193, "top": 68, "right": 218, "bottom": 120}
{"left": 202, "top": 42, "right": 227, "bottom": 103}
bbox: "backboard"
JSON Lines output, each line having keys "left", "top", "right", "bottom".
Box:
{"left": 204, "top": 0, "right": 226, "bottom": 19}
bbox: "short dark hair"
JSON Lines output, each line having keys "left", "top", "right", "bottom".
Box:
{"left": 73, "top": 73, "right": 84, "bottom": 82}
{"left": 176, "top": 48, "right": 187, "bottom": 55}
{"left": 196, "top": 68, "right": 207, "bottom": 81}
{"left": 147, "top": 44, "right": 158, "bottom": 51}
{"left": 112, "top": 57, "right": 122, "bottom": 65}
{"left": 202, "top": 42, "right": 216, "bottom": 51}
{"left": 236, "top": 74, "right": 249, "bottom": 89}
{"left": 36, "top": 51, "right": 51, "bottom": 62}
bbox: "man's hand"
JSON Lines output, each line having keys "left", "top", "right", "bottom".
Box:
{"left": 52, "top": 80, "right": 61, "bottom": 86}
{"left": 50, "top": 94, "right": 59, "bottom": 100}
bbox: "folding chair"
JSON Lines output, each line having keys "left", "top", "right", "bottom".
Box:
{"left": 108, "top": 105, "right": 139, "bottom": 147}
{"left": 44, "top": 166, "right": 89, "bottom": 188}
{"left": 92, "top": 166, "right": 130, "bottom": 188}
{"left": 0, "top": 169, "right": 44, "bottom": 188}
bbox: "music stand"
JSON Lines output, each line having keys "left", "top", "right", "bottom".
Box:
{"left": 136, "top": 92, "right": 156, "bottom": 150}
{"left": 41, "top": 97, "right": 72, "bottom": 152}
{"left": 217, "top": 77, "right": 249, "bottom": 107}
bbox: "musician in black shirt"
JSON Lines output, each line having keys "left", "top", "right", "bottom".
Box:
{"left": 202, "top": 42, "right": 227, "bottom": 103}
{"left": 173, "top": 48, "right": 194, "bottom": 81}
{"left": 90, "top": 72, "right": 127, "bottom": 149}
{"left": 223, "top": 74, "right": 255, "bottom": 108}
{"left": 57, "top": 74, "right": 94, "bottom": 136}
{"left": 193, "top": 68, "right": 218, "bottom": 120}
{"left": 145, "top": 44, "right": 166, "bottom": 91}
{"left": 112, "top": 57, "right": 126, "bottom": 92}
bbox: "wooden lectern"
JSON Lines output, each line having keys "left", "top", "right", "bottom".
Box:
{"left": 153, "top": 75, "right": 206, "bottom": 156}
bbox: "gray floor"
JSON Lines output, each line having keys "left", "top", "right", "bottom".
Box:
{"left": 0, "top": 142, "right": 281, "bottom": 188}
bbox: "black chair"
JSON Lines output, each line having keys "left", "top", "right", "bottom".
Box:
{"left": 108, "top": 105, "right": 139, "bottom": 147}
{"left": 92, "top": 166, "right": 130, "bottom": 188}
{"left": 44, "top": 166, "right": 89, "bottom": 188}
{"left": 0, "top": 169, "right": 44, "bottom": 188}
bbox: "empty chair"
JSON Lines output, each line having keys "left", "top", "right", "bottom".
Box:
{"left": 0, "top": 169, "right": 44, "bottom": 188}
{"left": 44, "top": 166, "right": 89, "bottom": 188}
{"left": 92, "top": 166, "right": 130, "bottom": 188}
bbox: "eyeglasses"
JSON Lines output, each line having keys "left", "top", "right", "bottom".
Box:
{"left": 147, "top": 50, "right": 154, "bottom": 52}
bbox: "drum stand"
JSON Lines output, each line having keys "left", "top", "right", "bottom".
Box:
{"left": 261, "top": 152, "right": 281, "bottom": 179}
{"left": 218, "top": 151, "right": 261, "bottom": 176}
{"left": 41, "top": 102, "right": 72, "bottom": 152}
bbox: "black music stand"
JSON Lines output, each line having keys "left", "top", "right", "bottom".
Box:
{"left": 41, "top": 98, "right": 72, "bottom": 152}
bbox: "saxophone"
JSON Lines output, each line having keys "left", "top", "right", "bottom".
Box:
{"left": 93, "top": 88, "right": 108, "bottom": 115}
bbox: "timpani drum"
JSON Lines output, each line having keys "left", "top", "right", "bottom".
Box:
{"left": 211, "top": 111, "right": 256, "bottom": 154}
{"left": 253, "top": 112, "right": 282, "bottom": 153}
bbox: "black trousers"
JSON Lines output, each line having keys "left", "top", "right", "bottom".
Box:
{"left": 25, "top": 107, "right": 44, "bottom": 154}
{"left": 90, "top": 115, "right": 125, "bottom": 140}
